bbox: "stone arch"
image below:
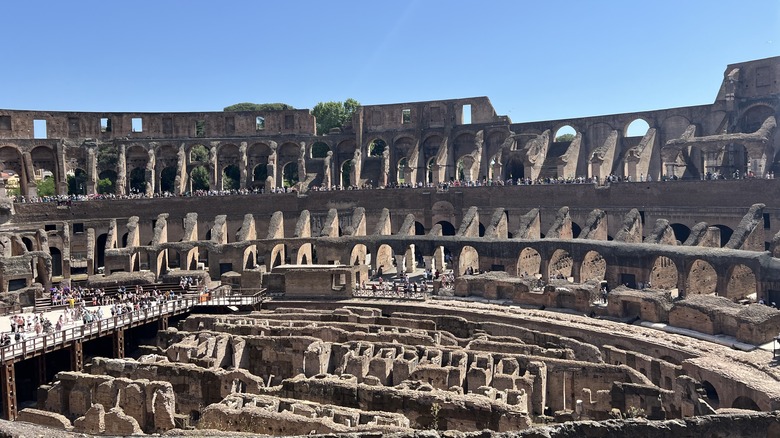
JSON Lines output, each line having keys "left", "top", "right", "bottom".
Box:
{"left": 159, "top": 166, "right": 177, "bottom": 193}
{"left": 311, "top": 141, "right": 331, "bottom": 158}
{"left": 549, "top": 249, "right": 572, "bottom": 279}
{"left": 97, "top": 169, "right": 117, "bottom": 194}
{"left": 30, "top": 145, "right": 59, "bottom": 187}
{"left": 350, "top": 244, "right": 368, "bottom": 265}
{"left": 731, "top": 395, "right": 760, "bottom": 411}
{"left": 367, "top": 138, "right": 387, "bottom": 157}
{"left": 686, "top": 259, "right": 717, "bottom": 295}
{"left": 670, "top": 223, "right": 691, "bottom": 244}
{"left": 375, "top": 244, "right": 395, "bottom": 276}
{"left": 624, "top": 118, "right": 651, "bottom": 137}
{"left": 296, "top": 243, "right": 313, "bottom": 265}
{"left": 739, "top": 104, "right": 775, "bottom": 133}
{"left": 95, "top": 233, "right": 108, "bottom": 270}
{"left": 700, "top": 380, "right": 720, "bottom": 409}
{"left": 458, "top": 245, "right": 479, "bottom": 275}
{"left": 252, "top": 164, "right": 268, "bottom": 188}
{"left": 222, "top": 164, "right": 240, "bottom": 190}
{"left": 726, "top": 264, "right": 756, "bottom": 300}
{"left": 129, "top": 167, "right": 147, "bottom": 193}
{"left": 189, "top": 165, "right": 210, "bottom": 192}
{"left": 426, "top": 157, "right": 437, "bottom": 183}
{"left": 650, "top": 256, "right": 678, "bottom": 290}
{"left": 396, "top": 157, "right": 408, "bottom": 184}
{"left": 436, "top": 220, "right": 456, "bottom": 236}
{"left": 67, "top": 168, "right": 88, "bottom": 195}
{"left": 243, "top": 247, "right": 256, "bottom": 270}
{"left": 340, "top": 160, "right": 352, "bottom": 187}
{"left": 504, "top": 153, "right": 525, "bottom": 181}
{"left": 580, "top": 250, "right": 606, "bottom": 282}
{"left": 553, "top": 125, "right": 577, "bottom": 141}
{"left": 516, "top": 247, "right": 541, "bottom": 277}
{"left": 282, "top": 162, "right": 299, "bottom": 188}
{"left": 0, "top": 145, "right": 25, "bottom": 194}
{"left": 269, "top": 244, "right": 285, "bottom": 270}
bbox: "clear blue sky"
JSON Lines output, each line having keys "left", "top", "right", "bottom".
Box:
{"left": 2, "top": 1, "right": 777, "bottom": 124}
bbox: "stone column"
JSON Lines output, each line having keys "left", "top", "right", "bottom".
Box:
{"left": 56, "top": 140, "right": 68, "bottom": 195}
{"left": 394, "top": 254, "right": 406, "bottom": 275}
{"left": 86, "top": 145, "right": 97, "bottom": 195}
{"left": 145, "top": 148, "right": 156, "bottom": 197}
{"left": 404, "top": 245, "right": 416, "bottom": 273}
{"left": 117, "top": 144, "right": 127, "bottom": 196}
{"left": 239, "top": 142, "right": 248, "bottom": 190}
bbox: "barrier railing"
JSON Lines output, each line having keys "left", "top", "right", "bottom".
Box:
{"left": 0, "top": 293, "right": 263, "bottom": 362}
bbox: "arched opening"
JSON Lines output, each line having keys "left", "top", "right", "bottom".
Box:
{"left": 375, "top": 244, "right": 395, "bottom": 277}
{"left": 67, "top": 168, "right": 88, "bottom": 195}
{"left": 21, "top": 237, "right": 33, "bottom": 252}
{"left": 700, "top": 381, "right": 720, "bottom": 409}
{"left": 350, "top": 244, "right": 368, "bottom": 266}
{"left": 296, "top": 243, "right": 313, "bottom": 265}
{"left": 686, "top": 259, "right": 717, "bottom": 295}
{"left": 97, "top": 170, "right": 117, "bottom": 194}
{"left": 580, "top": 250, "right": 606, "bottom": 282}
{"left": 731, "top": 396, "right": 760, "bottom": 411}
{"left": 458, "top": 246, "right": 479, "bottom": 275}
{"left": 222, "top": 164, "right": 240, "bottom": 190}
{"left": 571, "top": 222, "right": 582, "bottom": 238}
{"left": 478, "top": 223, "right": 486, "bottom": 237}
{"left": 159, "top": 166, "right": 176, "bottom": 193}
{"left": 31, "top": 146, "right": 58, "bottom": 195}
{"left": 436, "top": 220, "right": 456, "bottom": 236}
{"left": 190, "top": 144, "right": 209, "bottom": 163}
{"left": 368, "top": 139, "right": 386, "bottom": 157}
{"left": 0, "top": 146, "right": 25, "bottom": 196}
{"left": 49, "top": 247, "right": 63, "bottom": 277}
{"left": 517, "top": 248, "right": 541, "bottom": 278}
{"left": 554, "top": 125, "right": 576, "bottom": 142}
{"left": 341, "top": 160, "right": 352, "bottom": 187}
{"left": 190, "top": 166, "right": 210, "bottom": 192}
{"left": 625, "top": 119, "right": 651, "bottom": 137}
{"left": 252, "top": 164, "right": 268, "bottom": 187}
{"left": 455, "top": 155, "right": 475, "bottom": 182}
{"left": 650, "top": 256, "right": 678, "bottom": 290}
{"left": 129, "top": 167, "right": 147, "bottom": 194}
{"left": 270, "top": 244, "right": 285, "bottom": 270}
{"left": 397, "top": 157, "right": 408, "bottom": 184}
{"left": 243, "top": 247, "right": 256, "bottom": 270}
{"left": 282, "top": 162, "right": 299, "bottom": 188}
{"left": 414, "top": 221, "right": 425, "bottom": 235}
{"left": 670, "top": 223, "right": 691, "bottom": 244}
{"left": 426, "top": 157, "right": 436, "bottom": 184}
{"left": 95, "top": 233, "right": 108, "bottom": 270}
{"left": 505, "top": 156, "right": 525, "bottom": 181}
{"left": 721, "top": 144, "right": 748, "bottom": 177}
{"left": 726, "top": 264, "right": 756, "bottom": 300}
{"left": 712, "top": 225, "right": 734, "bottom": 247}
{"left": 739, "top": 104, "right": 775, "bottom": 134}
{"left": 311, "top": 142, "right": 330, "bottom": 158}
{"left": 549, "top": 249, "right": 572, "bottom": 279}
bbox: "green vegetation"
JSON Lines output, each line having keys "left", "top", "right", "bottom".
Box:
{"left": 190, "top": 167, "right": 210, "bottom": 191}
{"left": 37, "top": 176, "right": 56, "bottom": 196}
{"left": 190, "top": 144, "right": 209, "bottom": 162}
{"left": 555, "top": 133, "right": 575, "bottom": 142}
{"left": 312, "top": 98, "right": 359, "bottom": 135}
{"left": 97, "top": 144, "right": 118, "bottom": 170}
{"left": 97, "top": 178, "right": 114, "bottom": 194}
{"left": 223, "top": 102, "right": 294, "bottom": 112}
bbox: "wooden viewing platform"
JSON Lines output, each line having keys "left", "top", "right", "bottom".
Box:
{"left": 0, "top": 289, "right": 266, "bottom": 421}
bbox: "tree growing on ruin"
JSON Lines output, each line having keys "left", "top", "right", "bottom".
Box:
{"left": 555, "top": 133, "right": 575, "bottom": 143}
{"left": 223, "top": 102, "right": 295, "bottom": 111}
{"left": 312, "top": 98, "right": 360, "bottom": 135}
{"left": 36, "top": 176, "right": 55, "bottom": 196}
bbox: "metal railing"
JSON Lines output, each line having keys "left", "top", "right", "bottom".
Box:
{"left": 0, "top": 293, "right": 262, "bottom": 362}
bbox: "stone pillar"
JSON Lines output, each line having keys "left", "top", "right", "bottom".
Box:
{"left": 404, "top": 245, "right": 416, "bottom": 273}
{"left": 715, "top": 271, "right": 730, "bottom": 298}
{"left": 423, "top": 256, "right": 433, "bottom": 272}
{"left": 145, "top": 148, "right": 156, "bottom": 197}
{"left": 70, "top": 339, "right": 83, "bottom": 372}
{"left": 571, "top": 259, "right": 582, "bottom": 283}
{"left": 0, "top": 360, "right": 16, "bottom": 420}
{"left": 86, "top": 146, "right": 97, "bottom": 195}
{"left": 56, "top": 140, "right": 68, "bottom": 195}
{"left": 433, "top": 247, "right": 445, "bottom": 273}
{"left": 21, "top": 152, "right": 35, "bottom": 198}
{"left": 158, "top": 316, "right": 169, "bottom": 331}
{"left": 540, "top": 258, "right": 550, "bottom": 283}
{"left": 117, "top": 144, "right": 127, "bottom": 196}
{"left": 676, "top": 264, "right": 687, "bottom": 298}
{"left": 394, "top": 254, "right": 406, "bottom": 275}
{"left": 34, "top": 355, "right": 46, "bottom": 388}
{"left": 113, "top": 329, "right": 125, "bottom": 359}
{"left": 239, "top": 142, "right": 248, "bottom": 190}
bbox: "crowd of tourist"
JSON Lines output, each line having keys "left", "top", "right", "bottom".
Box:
{"left": 12, "top": 169, "right": 776, "bottom": 205}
